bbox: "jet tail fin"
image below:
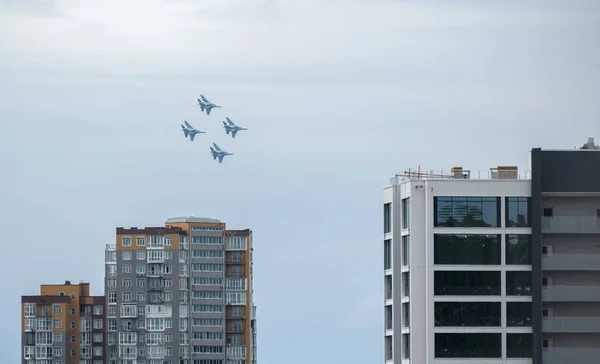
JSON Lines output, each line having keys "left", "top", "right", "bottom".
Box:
{"left": 181, "top": 125, "right": 189, "bottom": 137}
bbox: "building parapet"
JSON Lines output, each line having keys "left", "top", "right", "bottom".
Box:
{"left": 390, "top": 166, "right": 531, "bottom": 185}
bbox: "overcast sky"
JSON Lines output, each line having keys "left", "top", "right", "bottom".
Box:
{"left": 1, "top": 0, "right": 599, "bottom": 363}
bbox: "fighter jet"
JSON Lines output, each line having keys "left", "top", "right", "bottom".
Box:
{"left": 181, "top": 121, "right": 205, "bottom": 141}
{"left": 209, "top": 143, "right": 233, "bottom": 163}
{"left": 197, "top": 95, "right": 221, "bottom": 116}
{"left": 222, "top": 117, "right": 248, "bottom": 138}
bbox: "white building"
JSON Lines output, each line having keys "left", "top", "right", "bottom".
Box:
{"left": 383, "top": 166, "right": 533, "bottom": 364}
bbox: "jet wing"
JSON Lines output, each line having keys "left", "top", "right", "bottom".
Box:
{"left": 218, "top": 155, "right": 224, "bottom": 163}
{"left": 206, "top": 108, "right": 212, "bottom": 116}
{"left": 184, "top": 121, "right": 193, "bottom": 129}
{"left": 212, "top": 143, "right": 222, "bottom": 151}
{"left": 190, "top": 133, "right": 196, "bottom": 141}
{"left": 231, "top": 130, "right": 238, "bottom": 138}
{"left": 200, "top": 95, "right": 209, "bottom": 103}
{"left": 226, "top": 117, "right": 235, "bottom": 126}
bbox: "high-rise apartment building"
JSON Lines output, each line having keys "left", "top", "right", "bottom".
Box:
{"left": 21, "top": 281, "right": 106, "bottom": 363}
{"left": 105, "top": 216, "right": 257, "bottom": 364}
{"left": 383, "top": 138, "right": 600, "bottom": 364}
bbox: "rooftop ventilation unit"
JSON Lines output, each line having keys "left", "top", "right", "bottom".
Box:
{"left": 491, "top": 166, "right": 518, "bottom": 179}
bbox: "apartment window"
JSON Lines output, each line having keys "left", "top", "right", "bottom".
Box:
{"left": 136, "top": 237, "right": 146, "bottom": 246}
{"left": 506, "top": 197, "right": 531, "bottom": 227}
{"left": 71, "top": 336, "right": 76, "bottom": 343}
{"left": 384, "top": 203, "right": 392, "bottom": 234}
{"left": 122, "top": 237, "right": 132, "bottom": 246}
{"left": 434, "top": 197, "right": 500, "bottom": 227}
{"left": 122, "top": 278, "right": 131, "bottom": 287}
{"left": 93, "top": 319, "right": 103, "bottom": 329}
{"left": 53, "top": 305, "right": 62, "bottom": 314}
{"left": 507, "top": 334, "right": 532, "bottom": 358}
{"left": 71, "top": 321, "right": 76, "bottom": 329}
{"left": 192, "top": 305, "right": 223, "bottom": 313}
{"left": 402, "top": 235, "right": 409, "bottom": 266}
{"left": 165, "top": 236, "right": 172, "bottom": 246}
{"left": 108, "top": 305, "right": 116, "bottom": 317}
{"left": 402, "top": 272, "right": 409, "bottom": 297}
{"left": 137, "top": 278, "right": 145, "bottom": 287}
{"left": 384, "top": 239, "right": 392, "bottom": 270}
{"left": 435, "top": 333, "right": 501, "bottom": 358}
{"left": 506, "top": 271, "right": 532, "bottom": 296}
{"left": 192, "top": 249, "right": 223, "bottom": 258}
{"left": 402, "top": 302, "right": 410, "bottom": 327}
{"left": 385, "top": 336, "right": 393, "bottom": 361}
{"left": 136, "top": 265, "right": 145, "bottom": 275}
{"left": 402, "top": 333, "right": 410, "bottom": 359}
{"left": 53, "top": 347, "right": 62, "bottom": 357}
{"left": 137, "top": 292, "right": 146, "bottom": 301}
{"left": 93, "top": 346, "right": 103, "bottom": 356}
{"left": 108, "top": 291, "right": 117, "bottom": 304}
{"left": 93, "top": 333, "right": 103, "bottom": 342}
{"left": 385, "top": 306, "right": 392, "bottom": 330}
{"left": 402, "top": 197, "right": 410, "bottom": 229}
{"left": 53, "top": 319, "right": 62, "bottom": 328}
{"left": 543, "top": 207, "right": 553, "bottom": 217}
{"left": 93, "top": 305, "right": 103, "bottom": 315}
{"left": 434, "top": 271, "right": 501, "bottom": 295}
{"left": 136, "top": 250, "right": 145, "bottom": 260}
{"left": 434, "top": 302, "right": 501, "bottom": 326}
{"left": 122, "top": 264, "right": 131, "bottom": 274}
{"left": 53, "top": 332, "right": 63, "bottom": 342}
{"left": 122, "top": 292, "right": 132, "bottom": 301}
{"left": 192, "top": 263, "right": 223, "bottom": 272}
{"left": 191, "top": 236, "right": 223, "bottom": 244}
{"left": 122, "top": 251, "right": 132, "bottom": 260}
{"left": 506, "top": 235, "right": 532, "bottom": 265}
{"left": 24, "top": 303, "right": 35, "bottom": 316}
{"left": 434, "top": 234, "right": 501, "bottom": 265}
{"left": 164, "top": 291, "right": 172, "bottom": 301}
{"left": 193, "top": 291, "right": 223, "bottom": 299}
{"left": 507, "top": 302, "right": 532, "bottom": 326}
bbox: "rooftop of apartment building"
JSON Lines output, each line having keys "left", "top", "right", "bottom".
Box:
{"left": 389, "top": 136, "right": 600, "bottom": 186}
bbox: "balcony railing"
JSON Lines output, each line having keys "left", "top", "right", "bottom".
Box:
{"left": 543, "top": 253, "right": 600, "bottom": 270}
{"left": 542, "top": 216, "right": 600, "bottom": 234}
{"left": 227, "top": 327, "right": 246, "bottom": 333}
{"left": 543, "top": 285, "right": 600, "bottom": 302}
{"left": 543, "top": 347, "right": 600, "bottom": 364}
{"left": 543, "top": 316, "right": 600, "bottom": 333}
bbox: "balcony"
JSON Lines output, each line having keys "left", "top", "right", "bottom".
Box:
{"left": 226, "top": 327, "right": 245, "bottom": 333}
{"left": 543, "top": 316, "right": 600, "bottom": 333}
{"left": 543, "top": 253, "right": 600, "bottom": 270}
{"left": 543, "top": 347, "right": 600, "bottom": 364}
{"left": 542, "top": 216, "right": 600, "bottom": 234}
{"left": 543, "top": 285, "right": 600, "bottom": 302}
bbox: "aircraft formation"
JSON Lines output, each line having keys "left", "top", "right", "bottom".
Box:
{"left": 180, "top": 94, "right": 248, "bottom": 163}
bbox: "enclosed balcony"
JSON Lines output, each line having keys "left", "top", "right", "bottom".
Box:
{"left": 543, "top": 347, "right": 600, "bottom": 364}
{"left": 543, "top": 285, "right": 600, "bottom": 302}
{"left": 542, "top": 216, "right": 600, "bottom": 234}
{"left": 543, "top": 316, "right": 600, "bottom": 333}
{"left": 542, "top": 253, "right": 600, "bottom": 270}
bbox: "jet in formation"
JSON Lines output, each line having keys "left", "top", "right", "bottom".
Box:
{"left": 222, "top": 117, "right": 248, "bottom": 138}
{"left": 197, "top": 95, "right": 221, "bottom": 116}
{"left": 210, "top": 143, "right": 233, "bottom": 163}
{"left": 181, "top": 121, "right": 205, "bottom": 141}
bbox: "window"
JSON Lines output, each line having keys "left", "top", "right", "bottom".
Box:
{"left": 136, "top": 237, "right": 146, "bottom": 246}
{"left": 53, "top": 319, "right": 62, "bottom": 328}
{"left": 93, "top": 333, "right": 103, "bottom": 342}
{"left": 402, "top": 235, "right": 409, "bottom": 266}
{"left": 384, "top": 239, "right": 392, "bottom": 270}
{"left": 402, "top": 197, "right": 410, "bottom": 229}
{"left": 193, "top": 277, "right": 223, "bottom": 286}
{"left": 543, "top": 208, "right": 553, "bottom": 217}
{"left": 70, "top": 308, "right": 76, "bottom": 314}
{"left": 165, "top": 251, "right": 172, "bottom": 259}
{"left": 194, "top": 318, "right": 223, "bottom": 326}
{"left": 434, "top": 271, "right": 501, "bottom": 295}
{"left": 136, "top": 265, "right": 145, "bottom": 275}
{"left": 384, "top": 203, "right": 392, "bottom": 233}
{"left": 402, "top": 333, "right": 410, "bottom": 359}
{"left": 435, "top": 302, "right": 501, "bottom": 326}
{"left": 226, "top": 291, "right": 246, "bottom": 305}
{"left": 506, "top": 271, "right": 532, "bottom": 296}
{"left": 192, "top": 249, "right": 224, "bottom": 258}
{"left": 108, "top": 291, "right": 117, "bottom": 304}
{"left": 93, "top": 319, "right": 103, "bottom": 329}
{"left": 385, "top": 306, "right": 392, "bottom": 330}
{"left": 93, "top": 305, "right": 103, "bottom": 315}
{"left": 192, "top": 263, "right": 223, "bottom": 272}
{"left": 402, "top": 272, "right": 409, "bottom": 297}
{"left": 53, "top": 305, "right": 62, "bottom": 314}
{"left": 137, "top": 292, "right": 146, "bottom": 301}
{"left": 385, "top": 336, "right": 392, "bottom": 361}
{"left": 192, "top": 305, "right": 223, "bottom": 313}
{"left": 24, "top": 303, "right": 35, "bottom": 317}
{"left": 506, "top": 235, "right": 532, "bottom": 265}
{"left": 136, "top": 250, "right": 146, "bottom": 260}
{"left": 507, "top": 302, "right": 531, "bottom": 326}
{"left": 122, "top": 278, "right": 131, "bottom": 287}
{"left": 122, "top": 264, "right": 131, "bottom": 274}
{"left": 165, "top": 236, "right": 172, "bottom": 246}
{"left": 137, "top": 278, "right": 145, "bottom": 287}
{"left": 507, "top": 334, "right": 532, "bottom": 358}
{"left": 435, "top": 333, "right": 501, "bottom": 358}
{"left": 402, "top": 302, "right": 409, "bottom": 327}
{"left": 434, "top": 234, "right": 501, "bottom": 265}
{"left": 122, "top": 237, "right": 132, "bottom": 246}
{"left": 225, "top": 278, "right": 247, "bottom": 290}
{"left": 193, "top": 291, "right": 223, "bottom": 299}
{"left": 193, "top": 332, "right": 224, "bottom": 340}
{"left": 122, "top": 292, "right": 132, "bottom": 301}
{"left": 122, "top": 251, "right": 132, "bottom": 260}
{"left": 53, "top": 333, "right": 63, "bottom": 342}
{"left": 506, "top": 197, "right": 531, "bottom": 227}
{"left": 71, "top": 321, "right": 76, "bottom": 328}
{"left": 191, "top": 236, "right": 223, "bottom": 244}
{"left": 93, "top": 346, "right": 103, "bottom": 356}
{"left": 385, "top": 276, "right": 392, "bottom": 300}
{"left": 434, "top": 197, "right": 500, "bottom": 227}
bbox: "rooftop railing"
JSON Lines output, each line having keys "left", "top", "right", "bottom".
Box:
{"left": 390, "top": 168, "right": 531, "bottom": 185}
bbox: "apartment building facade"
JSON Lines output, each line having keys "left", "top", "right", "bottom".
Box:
{"left": 105, "top": 216, "right": 257, "bottom": 364}
{"left": 21, "top": 281, "right": 106, "bottom": 364}
{"left": 383, "top": 139, "right": 600, "bottom": 364}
